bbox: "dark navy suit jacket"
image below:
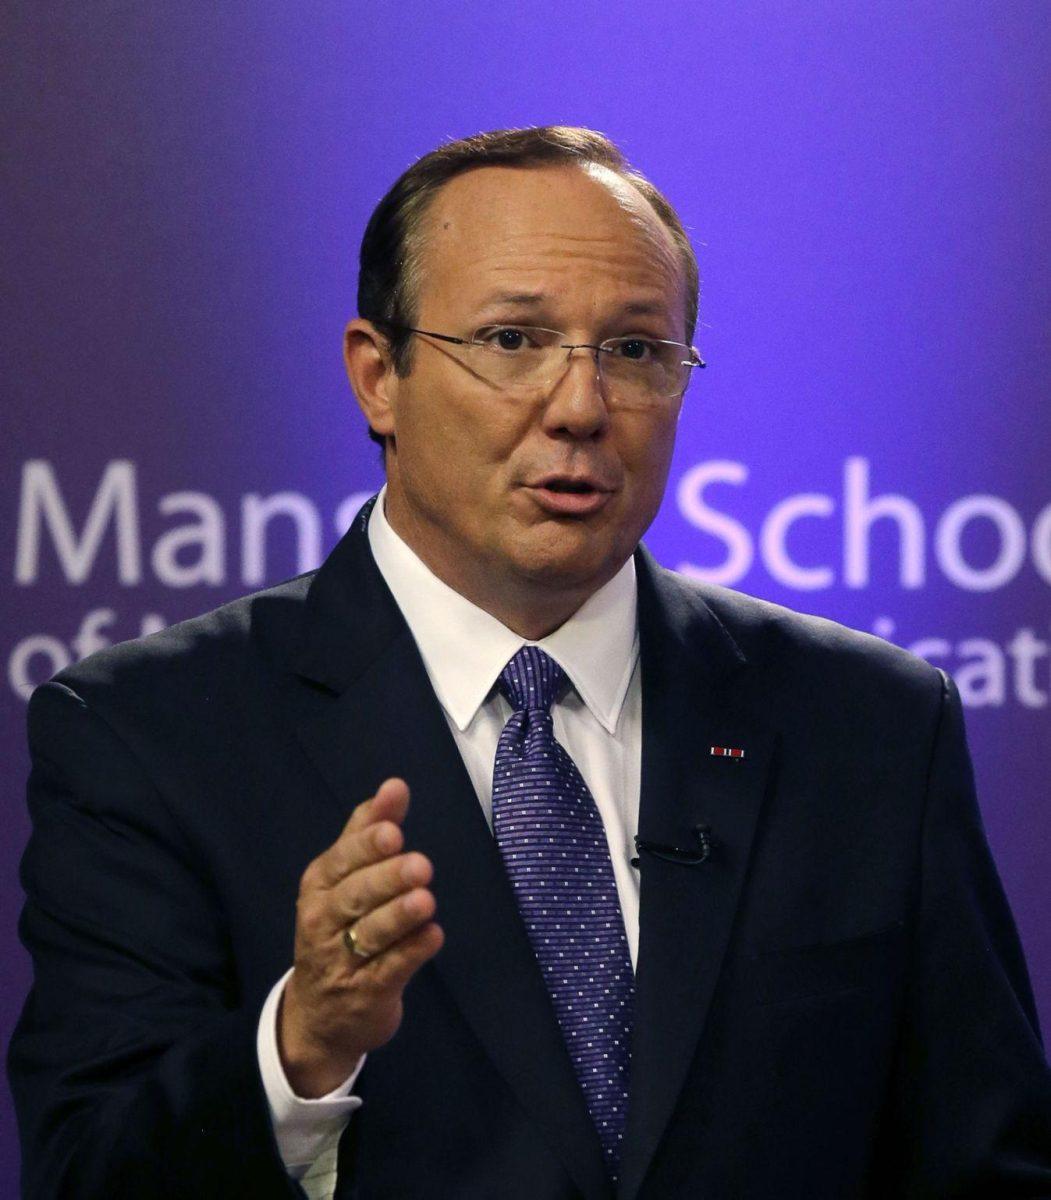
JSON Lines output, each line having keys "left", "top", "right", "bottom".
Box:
{"left": 10, "top": 504, "right": 1051, "bottom": 1198}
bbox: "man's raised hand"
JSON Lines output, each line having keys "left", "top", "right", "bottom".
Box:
{"left": 278, "top": 778, "right": 444, "bottom": 1098}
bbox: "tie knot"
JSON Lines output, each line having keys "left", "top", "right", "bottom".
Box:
{"left": 498, "top": 646, "right": 565, "bottom": 713}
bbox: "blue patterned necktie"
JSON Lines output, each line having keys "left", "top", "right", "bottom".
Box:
{"left": 491, "top": 645, "right": 634, "bottom": 1177}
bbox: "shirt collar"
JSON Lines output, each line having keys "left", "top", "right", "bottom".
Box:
{"left": 367, "top": 486, "right": 638, "bottom": 734}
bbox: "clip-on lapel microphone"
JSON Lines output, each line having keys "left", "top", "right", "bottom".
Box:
{"left": 631, "top": 823, "right": 713, "bottom": 869}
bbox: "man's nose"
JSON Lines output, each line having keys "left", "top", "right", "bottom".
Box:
{"left": 540, "top": 346, "right": 611, "bottom": 438}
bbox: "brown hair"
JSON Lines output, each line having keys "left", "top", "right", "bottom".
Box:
{"left": 356, "top": 125, "right": 700, "bottom": 442}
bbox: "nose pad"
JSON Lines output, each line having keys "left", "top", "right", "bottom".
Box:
{"left": 550, "top": 344, "right": 605, "bottom": 399}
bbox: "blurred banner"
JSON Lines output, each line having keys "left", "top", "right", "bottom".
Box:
{"left": 2, "top": 2, "right": 1049, "bottom": 1190}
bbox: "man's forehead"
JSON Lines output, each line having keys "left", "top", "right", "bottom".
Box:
{"left": 416, "top": 163, "right": 684, "bottom": 312}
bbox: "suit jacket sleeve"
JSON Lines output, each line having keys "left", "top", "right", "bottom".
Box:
{"left": 8, "top": 679, "right": 305, "bottom": 1200}
{"left": 876, "top": 671, "right": 1051, "bottom": 1195}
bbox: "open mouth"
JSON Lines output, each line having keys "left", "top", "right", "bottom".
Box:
{"left": 545, "top": 479, "right": 598, "bottom": 494}
{"left": 526, "top": 477, "right": 613, "bottom": 516}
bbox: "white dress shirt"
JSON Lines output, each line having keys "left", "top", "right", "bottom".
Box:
{"left": 257, "top": 488, "right": 643, "bottom": 1193}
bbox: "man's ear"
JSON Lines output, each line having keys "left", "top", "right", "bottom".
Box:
{"left": 344, "top": 318, "right": 397, "bottom": 438}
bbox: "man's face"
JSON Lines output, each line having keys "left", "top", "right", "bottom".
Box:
{"left": 373, "top": 163, "right": 689, "bottom": 619}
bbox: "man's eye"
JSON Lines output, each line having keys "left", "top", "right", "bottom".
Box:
{"left": 480, "top": 327, "right": 531, "bottom": 352}
{"left": 616, "top": 338, "right": 656, "bottom": 361}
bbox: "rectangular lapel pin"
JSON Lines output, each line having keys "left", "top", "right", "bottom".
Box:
{"left": 710, "top": 745, "right": 745, "bottom": 760}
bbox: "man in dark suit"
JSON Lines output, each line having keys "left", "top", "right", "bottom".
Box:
{"left": 10, "top": 126, "right": 1051, "bottom": 1198}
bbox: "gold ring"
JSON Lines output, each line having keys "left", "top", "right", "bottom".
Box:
{"left": 342, "top": 924, "right": 372, "bottom": 960}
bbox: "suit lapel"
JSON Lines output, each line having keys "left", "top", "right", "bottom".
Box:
{"left": 279, "top": 503, "right": 612, "bottom": 1200}
{"left": 616, "top": 550, "right": 777, "bottom": 1200}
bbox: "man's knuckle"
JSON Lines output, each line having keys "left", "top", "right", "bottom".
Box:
{"left": 297, "top": 902, "right": 327, "bottom": 938}
{"left": 339, "top": 887, "right": 368, "bottom": 922}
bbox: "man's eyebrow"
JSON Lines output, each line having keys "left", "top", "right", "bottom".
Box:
{"left": 621, "top": 300, "right": 669, "bottom": 317}
{"left": 475, "top": 293, "right": 671, "bottom": 318}
{"left": 476, "top": 291, "right": 548, "bottom": 309}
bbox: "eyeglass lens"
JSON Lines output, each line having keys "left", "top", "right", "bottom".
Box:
{"left": 470, "top": 326, "right": 693, "bottom": 402}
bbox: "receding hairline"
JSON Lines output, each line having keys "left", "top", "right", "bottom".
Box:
{"left": 400, "top": 159, "right": 690, "bottom": 328}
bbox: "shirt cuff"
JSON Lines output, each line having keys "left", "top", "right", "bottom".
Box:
{"left": 257, "top": 967, "right": 365, "bottom": 1178}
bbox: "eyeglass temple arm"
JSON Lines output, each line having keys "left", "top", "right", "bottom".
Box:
{"left": 375, "top": 322, "right": 470, "bottom": 347}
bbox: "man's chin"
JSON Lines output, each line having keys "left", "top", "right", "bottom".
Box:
{"left": 506, "top": 531, "right": 628, "bottom": 592}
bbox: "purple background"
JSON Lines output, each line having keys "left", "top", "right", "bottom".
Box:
{"left": 3, "top": 2, "right": 1049, "bottom": 1191}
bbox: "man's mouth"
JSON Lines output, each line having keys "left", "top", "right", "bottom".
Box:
{"left": 525, "top": 475, "right": 615, "bottom": 516}
{"left": 545, "top": 479, "right": 598, "bottom": 494}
